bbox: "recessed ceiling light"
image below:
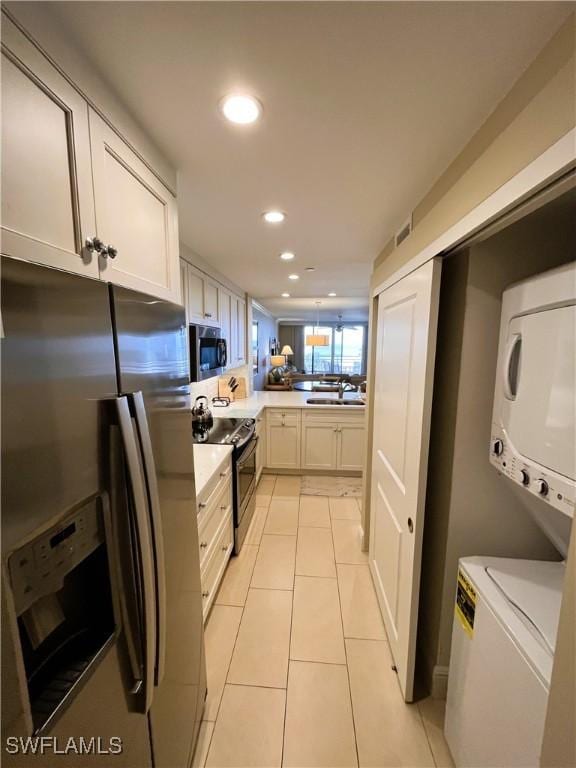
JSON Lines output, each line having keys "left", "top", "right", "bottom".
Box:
{"left": 221, "top": 94, "right": 262, "bottom": 124}
{"left": 263, "top": 211, "right": 285, "bottom": 224}
{"left": 281, "top": 292, "right": 290, "bottom": 298}
{"left": 280, "top": 252, "right": 295, "bottom": 261}
{"left": 288, "top": 274, "right": 299, "bottom": 280}
{"left": 328, "top": 292, "right": 337, "bottom": 297}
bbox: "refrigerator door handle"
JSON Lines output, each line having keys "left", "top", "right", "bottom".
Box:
{"left": 116, "top": 396, "right": 157, "bottom": 713}
{"left": 131, "top": 391, "right": 166, "bottom": 687}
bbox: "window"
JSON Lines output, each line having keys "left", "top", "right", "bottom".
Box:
{"left": 303, "top": 324, "right": 365, "bottom": 374}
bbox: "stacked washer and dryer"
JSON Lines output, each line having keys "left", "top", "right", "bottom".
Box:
{"left": 445, "top": 262, "right": 575, "bottom": 767}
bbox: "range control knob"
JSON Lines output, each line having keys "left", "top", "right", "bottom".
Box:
{"left": 536, "top": 479, "right": 549, "bottom": 496}
{"left": 519, "top": 469, "right": 530, "bottom": 486}
{"left": 492, "top": 439, "right": 504, "bottom": 456}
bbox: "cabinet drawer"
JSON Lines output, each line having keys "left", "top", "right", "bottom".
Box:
{"left": 267, "top": 409, "right": 300, "bottom": 427}
{"left": 201, "top": 516, "right": 234, "bottom": 621}
{"left": 198, "top": 480, "right": 233, "bottom": 569}
{"left": 197, "top": 457, "right": 232, "bottom": 523}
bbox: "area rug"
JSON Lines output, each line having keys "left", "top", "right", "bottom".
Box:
{"left": 301, "top": 476, "right": 362, "bottom": 497}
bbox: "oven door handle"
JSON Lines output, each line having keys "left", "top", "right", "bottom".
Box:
{"left": 237, "top": 435, "right": 258, "bottom": 468}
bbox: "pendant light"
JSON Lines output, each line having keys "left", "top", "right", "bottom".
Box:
{"left": 306, "top": 302, "right": 330, "bottom": 346}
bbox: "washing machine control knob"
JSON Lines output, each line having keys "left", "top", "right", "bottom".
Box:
{"left": 536, "top": 479, "right": 549, "bottom": 496}
{"left": 519, "top": 469, "right": 530, "bottom": 486}
{"left": 492, "top": 439, "right": 504, "bottom": 456}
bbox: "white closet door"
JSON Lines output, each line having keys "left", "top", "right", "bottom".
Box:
{"left": 369, "top": 258, "right": 441, "bottom": 701}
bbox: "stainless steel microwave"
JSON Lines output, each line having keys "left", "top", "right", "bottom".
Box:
{"left": 189, "top": 324, "right": 227, "bottom": 381}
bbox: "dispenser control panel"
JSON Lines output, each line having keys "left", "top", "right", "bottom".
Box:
{"left": 9, "top": 497, "right": 105, "bottom": 616}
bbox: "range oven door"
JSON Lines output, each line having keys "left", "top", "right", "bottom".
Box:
{"left": 234, "top": 436, "right": 258, "bottom": 553}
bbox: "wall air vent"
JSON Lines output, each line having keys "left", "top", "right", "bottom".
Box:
{"left": 395, "top": 215, "right": 413, "bottom": 247}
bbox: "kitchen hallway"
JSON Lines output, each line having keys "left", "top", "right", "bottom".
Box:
{"left": 193, "top": 475, "right": 453, "bottom": 768}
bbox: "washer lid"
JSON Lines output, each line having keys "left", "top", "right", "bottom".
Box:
{"left": 486, "top": 560, "right": 565, "bottom": 654}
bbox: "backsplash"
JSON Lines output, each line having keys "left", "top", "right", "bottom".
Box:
{"left": 189, "top": 364, "right": 252, "bottom": 405}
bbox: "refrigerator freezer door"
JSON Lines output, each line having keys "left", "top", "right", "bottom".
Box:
{"left": 1, "top": 257, "right": 152, "bottom": 766}
{"left": 111, "top": 286, "right": 206, "bottom": 768}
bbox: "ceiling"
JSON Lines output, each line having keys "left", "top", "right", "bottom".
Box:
{"left": 42, "top": 2, "right": 570, "bottom": 317}
{"left": 261, "top": 296, "right": 369, "bottom": 323}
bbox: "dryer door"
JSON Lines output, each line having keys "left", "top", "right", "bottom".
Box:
{"left": 501, "top": 304, "right": 575, "bottom": 481}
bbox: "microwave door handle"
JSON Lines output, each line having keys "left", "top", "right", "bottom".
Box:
{"left": 220, "top": 340, "right": 227, "bottom": 368}
{"left": 503, "top": 333, "right": 522, "bottom": 400}
{"left": 131, "top": 391, "right": 166, "bottom": 687}
{"left": 116, "top": 396, "right": 157, "bottom": 713}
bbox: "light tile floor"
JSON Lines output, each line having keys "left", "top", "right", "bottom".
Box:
{"left": 194, "top": 474, "right": 454, "bottom": 768}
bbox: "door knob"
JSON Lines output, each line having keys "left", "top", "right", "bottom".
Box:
{"left": 85, "top": 236, "right": 105, "bottom": 254}
{"left": 104, "top": 244, "right": 118, "bottom": 259}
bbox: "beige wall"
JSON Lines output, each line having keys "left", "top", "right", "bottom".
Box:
{"left": 363, "top": 14, "right": 576, "bottom": 540}
{"left": 419, "top": 193, "right": 574, "bottom": 689}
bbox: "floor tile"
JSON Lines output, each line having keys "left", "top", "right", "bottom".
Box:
{"left": 418, "top": 697, "right": 455, "bottom": 767}
{"left": 255, "top": 491, "right": 272, "bottom": 507}
{"left": 273, "top": 475, "right": 301, "bottom": 497}
{"left": 244, "top": 505, "right": 268, "bottom": 547}
{"left": 227, "top": 589, "right": 292, "bottom": 688}
{"left": 337, "top": 564, "right": 386, "bottom": 640}
{"left": 346, "top": 639, "right": 435, "bottom": 767}
{"left": 257, "top": 474, "right": 276, "bottom": 493}
{"left": 332, "top": 519, "right": 368, "bottom": 564}
{"left": 192, "top": 721, "right": 214, "bottom": 768}
{"left": 264, "top": 497, "right": 299, "bottom": 535}
{"left": 206, "top": 685, "right": 285, "bottom": 768}
{"left": 329, "top": 496, "right": 361, "bottom": 521}
{"left": 296, "top": 526, "right": 336, "bottom": 577}
{"left": 251, "top": 534, "right": 296, "bottom": 590}
{"left": 290, "top": 576, "right": 345, "bottom": 664}
{"left": 283, "top": 661, "right": 358, "bottom": 768}
{"left": 203, "top": 605, "right": 243, "bottom": 721}
{"left": 298, "top": 495, "right": 331, "bottom": 528}
{"left": 215, "top": 545, "right": 258, "bottom": 607}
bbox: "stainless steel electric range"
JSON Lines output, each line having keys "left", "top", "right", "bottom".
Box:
{"left": 192, "top": 417, "right": 257, "bottom": 554}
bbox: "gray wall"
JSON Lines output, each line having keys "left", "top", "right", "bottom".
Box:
{"left": 252, "top": 304, "right": 278, "bottom": 391}
{"left": 418, "top": 190, "right": 575, "bottom": 692}
{"left": 278, "top": 326, "right": 305, "bottom": 371}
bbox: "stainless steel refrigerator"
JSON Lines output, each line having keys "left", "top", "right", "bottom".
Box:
{"left": 1, "top": 256, "right": 206, "bottom": 767}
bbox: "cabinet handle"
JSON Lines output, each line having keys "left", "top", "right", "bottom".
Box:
{"left": 220, "top": 505, "right": 227, "bottom": 511}
{"left": 202, "top": 591, "right": 210, "bottom": 598}
{"left": 205, "top": 313, "right": 212, "bottom": 318}
{"left": 221, "top": 544, "right": 228, "bottom": 552}
{"left": 198, "top": 501, "right": 207, "bottom": 509}
{"left": 200, "top": 542, "right": 207, "bottom": 549}
{"left": 220, "top": 471, "right": 229, "bottom": 478}
{"left": 103, "top": 244, "right": 118, "bottom": 259}
{"left": 85, "top": 236, "right": 105, "bottom": 254}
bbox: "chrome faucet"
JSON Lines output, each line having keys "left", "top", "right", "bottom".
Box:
{"left": 338, "top": 380, "right": 356, "bottom": 398}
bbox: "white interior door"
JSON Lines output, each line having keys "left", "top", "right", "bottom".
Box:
{"left": 369, "top": 258, "right": 441, "bottom": 701}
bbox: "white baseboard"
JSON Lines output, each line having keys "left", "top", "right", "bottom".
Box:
{"left": 431, "top": 665, "right": 449, "bottom": 700}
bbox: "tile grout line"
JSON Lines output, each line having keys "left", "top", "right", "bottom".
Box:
{"left": 416, "top": 701, "right": 440, "bottom": 768}
{"left": 281, "top": 491, "right": 300, "bottom": 768}
{"left": 330, "top": 502, "right": 361, "bottom": 768}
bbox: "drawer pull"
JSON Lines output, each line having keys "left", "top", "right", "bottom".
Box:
{"left": 202, "top": 590, "right": 210, "bottom": 598}
{"left": 198, "top": 501, "right": 207, "bottom": 509}
{"left": 221, "top": 545, "right": 228, "bottom": 552}
{"left": 220, "top": 505, "right": 227, "bottom": 511}
{"left": 220, "top": 471, "right": 229, "bottom": 478}
{"left": 200, "top": 542, "right": 207, "bottom": 549}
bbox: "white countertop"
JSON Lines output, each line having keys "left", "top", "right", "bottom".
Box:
{"left": 210, "top": 390, "right": 366, "bottom": 419}
{"left": 193, "top": 443, "right": 232, "bottom": 498}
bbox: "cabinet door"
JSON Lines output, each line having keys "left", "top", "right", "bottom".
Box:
{"left": 219, "top": 289, "right": 231, "bottom": 365}
{"left": 236, "top": 297, "right": 247, "bottom": 365}
{"left": 301, "top": 423, "right": 338, "bottom": 470}
{"left": 186, "top": 267, "right": 205, "bottom": 322}
{"left": 203, "top": 281, "right": 219, "bottom": 325}
{"left": 89, "top": 109, "right": 179, "bottom": 301}
{"left": 179, "top": 260, "right": 188, "bottom": 319}
{"left": 1, "top": 18, "right": 97, "bottom": 277}
{"left": 230, "top": 296, "right": 240, "bottom": 368}
{"left": 337, "top": 422, "right": 366, "bottom": 471}
{"left": 266, "top": 411, "right": 301, "bottom": 469}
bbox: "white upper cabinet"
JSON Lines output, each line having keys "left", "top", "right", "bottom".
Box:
{"left": 186, "top": 266, "right": 205, "bottom": 322}
{"left": 203, "top": 281, "right": 219, "bottom": 324}
{"left": 1, "top": 17, "right": 97, "bottom": 277}
{"left": 219, "top": 288, "right": 231, "bottom": 347}
{"left": 89, "top": 109, "right": 179, "bottom": 302}
{"left": 230, "top": 295, "right": 247, "bottom": 367}
{"left": 181, "top": 261, "right": 222, "bottom": 327}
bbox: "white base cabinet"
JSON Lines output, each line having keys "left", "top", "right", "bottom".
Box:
{"left": 197, "top": 457, "right": 233, "bottom": 621}
{"left": 265, "top": 408, "right": 365, "bottom": 473}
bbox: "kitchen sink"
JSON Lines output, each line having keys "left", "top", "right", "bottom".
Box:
{"left": 306, "top": 398, "right": 365, "bottom": 406}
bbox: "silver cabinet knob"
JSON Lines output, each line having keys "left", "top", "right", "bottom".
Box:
{"left": 198, "top": 502, "right": 207, "bottom": 508}
{"left": 200, "top": 542, "right": 207, "bottom": 549}
{"left": 85, "top": 236, "right": 105, "bottom": 254}
{"left": 104, "top": 244, "right": 118, "bottom": 259}
{"left": 202, "top": 591, "right": 210, "bottom": 598}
